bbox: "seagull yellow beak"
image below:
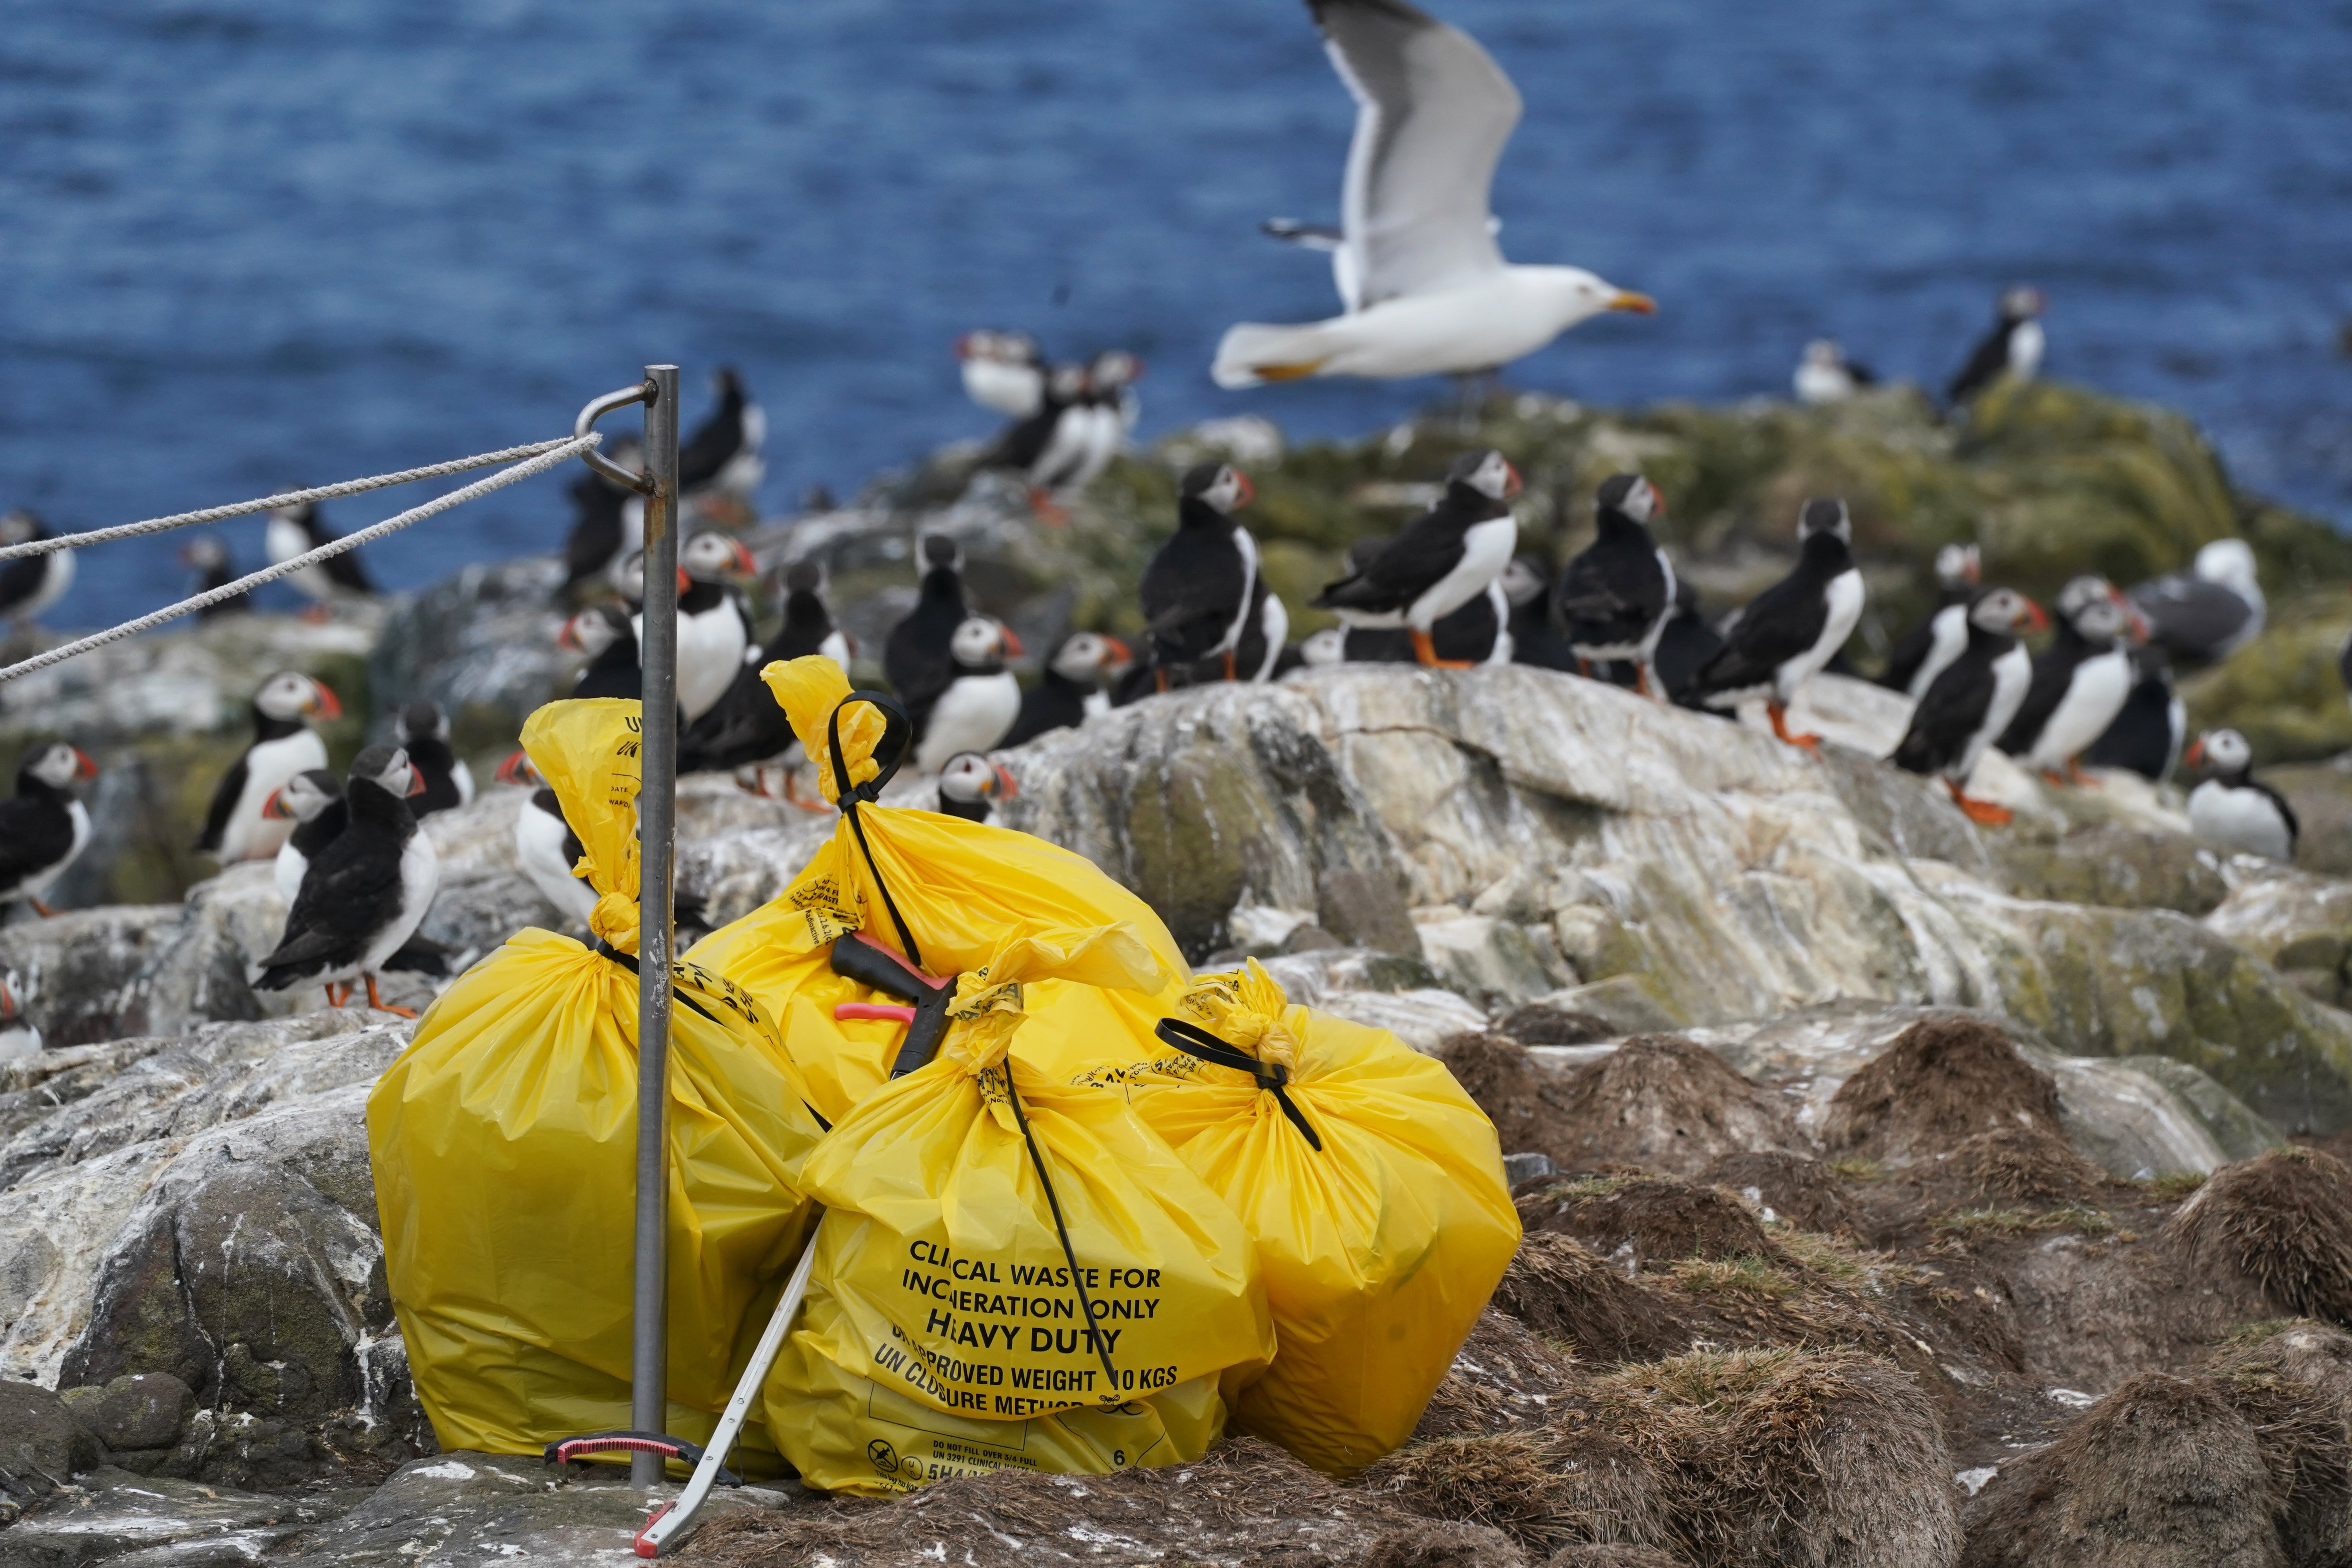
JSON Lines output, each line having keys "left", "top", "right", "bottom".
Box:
{"left": 1609, "top": 291, "right": 1657, "bottom": 315}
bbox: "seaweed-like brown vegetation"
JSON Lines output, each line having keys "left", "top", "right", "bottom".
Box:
{"left": 1520, "top": 1173, "right": 1777, "bottom": 1269}
{"left": 2167, "top": 1146, "right": 2352, "bottom": 1323}
{"left": 1696, "top": 1150, "right": 1863, "bottom": 1234}
{"left": 1821, "top": 1017, "right": 2067, "bottom": 1163}
{"left": 1490, "top": 1231, "right": 1693, "bottom": 1363}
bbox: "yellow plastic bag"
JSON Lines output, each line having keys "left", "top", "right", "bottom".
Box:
{"left": 685, "top": 657, "right": 1190, "bottom": 1121}
{"left": 367, "top": 699, "right": 826, "bottom": 1461}
{"left": 1079, "top": 960, "right": 1521, "bottom": 1476}
{"left": 766, "top": 927, "right": 1276, "bottom": 1495}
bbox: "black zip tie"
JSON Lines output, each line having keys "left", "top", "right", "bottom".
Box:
{"left": 825, "top": 691, "right": 923, "bottom": 971}
{"left": 1153, "top": 1018, "right": 1325, "bottom": 1152}
{"left": 1003, "top": 1071, "right": 1123, "bottom": 1399}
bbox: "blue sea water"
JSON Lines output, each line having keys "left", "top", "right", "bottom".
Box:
{"left": 4, "top": 0, "right": 2350, "bottom": 627}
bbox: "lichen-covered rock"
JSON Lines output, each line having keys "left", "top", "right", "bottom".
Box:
{"left": 2181, "top": 592, "right": 2352, "bottom": 766}
{"left": 0, "top": 1380, "right": 98, "bottom": 1500}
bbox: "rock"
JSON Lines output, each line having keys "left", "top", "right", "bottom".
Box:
{"left": 366, "top": 555, "right": 570, "bottom": 751}
{"left": 0, "top": 1466, "right": 356, "bottom": 1566}
{"left": 1503, "top": 1152, "right": 1555, "bottom": 1187}
{"left": 85, "top": 1372, "right": 194, "bottom": 1453}
{"left": 2260, "top": 756, "right": 2352, "bottom": 878}
{"left": 1991, "top": 822, "right": 2227, "bottom": 915}
{"left": 0, "top": 1380, "right": 96, "bottom": 1500}
{"left": 0, "top": 907, "right": 187, "bottom": 1049}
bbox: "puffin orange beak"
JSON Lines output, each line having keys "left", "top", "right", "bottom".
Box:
{"left": 1233, "top": 472, "right": 1257, "bottom": 508}
{"left": 730, "top": 541, "right": 756, "bottom": 575}
{"left": 991, "top": 764, "right": 1019, "bottom": 800}
{"left": 2020, "top": 599, "right": 2050, "bottom": 634}
{"left": 1609, "top": 291, "right": 1657, "bottom": 315}
{"left": 1000, "top": 626, "right": 1025, "bottom": 658}
{"left": 494, "top": 750, "right": 533, "bottom": 787}
{"left": 306, "top": 683, "right": 343, "bottom": 721}
{"left": 1101, "top": 636, "right": 1132, "bottom": 666}
{"left": 675, "top": 567, "right": 691, "bottom": 594}
{"left": 262, "top": 787, "right": 292, "bottom": 820}
{"left": 2184, "top": 738, "right": 2206, "bottom": 768}
{"left": 72, "top": 748, "right": 97, "bottom": 781}
{"left": 406, "top": 765, "right": 427, "bottom": 798}
{"left": 1502, "top": 461, "right": 1524, "bottom": 498}
{"left": 557, "top": 615, "right": 582, "bottom": 652}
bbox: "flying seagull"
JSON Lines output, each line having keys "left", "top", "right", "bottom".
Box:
{"left": 1212, "top": 0, "right": 1653, "bottom": 389}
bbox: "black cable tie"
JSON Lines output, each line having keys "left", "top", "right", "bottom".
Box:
{"left": 1003, "top": 1073, "right": 1124, "bottom": 1398}
{"left": 825, "top": 691, "right": 923, "bottom": 971}
{"left": 1153, "top": 1018, "right": 1324, "bottom": 1152}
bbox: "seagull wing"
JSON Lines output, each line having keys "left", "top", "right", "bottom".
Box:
{"left": 1314, "top": 0, "right": 1519, "bottom": 311}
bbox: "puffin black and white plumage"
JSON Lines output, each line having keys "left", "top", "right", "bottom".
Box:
{"left": 1890, "top": 588, "right": 2047, "bottom": 824}
{"left": 885, "top": 535, "right": 972, "bottom": 737}
{"left": 0, "top": 977, "right": 38, "bottom": 1061}
{"left": 251, "top": 744, "right": 439, "bottom": 1016}
{"left": 0, "top": 511, "right": 75, "bottom": 630}
{"left": 196, "top": 672, "right": 341, "bottom": 864}
{"left": 681, "top": 559, "right": 850, "bottom": 777}
{"left": 625, "top": 532, "right": 757, "bottom": 725}
{"left": 1003, "top": 631, "right": 1131, "bottom": 748}
{"left": 267, "top": 768, "right": 345, "bottom": 904}
{"left": 494, "top": 750, "right": 597, "bottom": 930}
{"left": 983, "top": 363, "right": 1095, "bottom": 519}
{"left": 679, "top": 367, "right": 766, "bottom": 511}
{"left": 912, "top": 617, "right": 1022, "bottom": 775}
{"left": 1555, "top": 473, "right": 1676, "bottom": 695}
{"left": 1314, "top": 449, "right": 1520, "bottom": 668}
{"left": 1996, "top": 575, "right": 2146, "bottom": 785}
{"left": 935, "top": 751, "right": 1018, "bottom": 824}
{"left": 1686, "top": 498, "right": 1866, "bottom": 748}
{"left": 394, "top": 700, "right": 473, "bottom": 818}
{"left": 266, "top": 501, "right": 375, "bottom": 615}
{"left": 2185, "top": 729, "right": 2298, "bottom": 862}
{"left": 0, "top": 742, "right": 97, "bottom": 916}
{"left": 2083, "top": 645, "right": 2187, "bottom": 783}
{"left": 1946, "top": 285, "right": 2046, "bottom": 409}
{"left": 561, "top": 604, "right": 642, "bottom": 701}
{"left": 2128, "top": 539, "right": 2265, "bottom": 668}
{"left": 1793, "top": 339, "right": 1876, "bottom": 405}
{"left": 1498, "top": 557, "right": 1577, "bottom": 671}
{"left": 956, "top": 330, "right": 1045, "bottom": 418}
{"left": 1650, "top": 579, "right": 1725, "bottom": 700}
{"left": 1878, "top": 544, "right": 1982, "bottom": 699}
{"left": 1233, "top": 584, "right": 1290, "bottom": 682}
{"left": 1071, "top": 350, "right": 1143, "bottom": 493}
{"left": 1140, "top": 463, "right": 1262, "bottom": 687}
{"left": 1334, "top": 578, "right": 1512, "bottom": 666}
{"left": 559, "top": 438, "right": 642, "bottom": 599}
{"left": 180, "top": 534, "right": 249, "bottom": 618}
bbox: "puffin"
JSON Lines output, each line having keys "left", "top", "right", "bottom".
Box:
{"left": 1337, "top": 579, "right": 1512, "bottom": 665}
{"left": 1140, "top": 463, "right": 1262, "bottom": 688}
{"left": 1890, "top": 588, "right": 2047, "bottom": 824}
{"left": 1498, "top": 556, "right": 1577, "bottom": 670}
{"left": 626, "top": 532, "right": 757, "bottom": 726}
{"left": 1947, "top": 286, "right": 2046, "bottom": 408}
{"left": 956, "top": 330, "right": 1045, "bottom": 418}
{"left": 1793, "top": 339, "right": 1875, "bottom": 405}
{"left": 1650, "top": 579, "right": 1726, "bottom": 700}
{"left": 679, "top": 368, "right": 766, "bottom": 514}
{"left": 884, "top": 535, "right": 972, "bottom": 737}
{"left": 1313, "top": 448, "right": 1520, "bottom": 668}
{"left": 935, "top": 751, "right": 1018, "bottom": 824}
{"left": 561, "top": 604, "right": 642, "bottom": 701}
{"left": 2128, "top": 539, "right": 2265, "bottom": 667}
{"left": 196, "top": 672, "right": 341, "bottom": 864}
{"left": 266, "top": 501, "right": 375, "bottom": 617}
{"left": 1685, "top": 498, "right": 1866, "bottom": 748}
{"left": 559, "top": 437, "right": 642, "bottom": 599}
{"left": 0, "top": 511, "right": 75, "bottom": 630}
{"left": 494, "top": 750, "right": 598, "bottom": 931}
{"left": 1071, "top": 350, "right": 1143, "bottom": 493}
{"left": 1555, "top": 473, "right": 1676, "bottom": 695}
{"left": 0, "top": 978, "right": 38, "bottom": 1061}
{"left": 1878, "top": 544, "right": 1983, "bottom": 699}
{"left": 2185, "top": 730, "right": 2299, "bottom": 862}
{"left": 1003, "top": 631, "right": 1131, "bottom": 747}
{"left": 180, "top": 535, "right": 250, "bottom": 618}
{"left": 1996, "top": 576, "right": 2145, "bottom": 784}
{"left": 266, "top": 768, "right": 345, "bottom": 903}
{"left": 912, "top": 617, "right": 1023, "bottom": 775}
{"left": 0, "top": 742, "right": 98, "bottom": 915}
{"left": 250, "top": 744, "right": 439, "bottom": 1016}
{"left": 394, "top": 700, "right": 473, "bottom": 818}
{"left": 984, "top": 363, "right": 1099, "bottom": 521}
{"left": 680, "top": 559, "right": 850, "bottom": 779}
{"left": 1241, "top": 585, "right": 1291, "bottom": 681}
{"left": 2083, "top": 645, "right": 2187, "bottom": 783}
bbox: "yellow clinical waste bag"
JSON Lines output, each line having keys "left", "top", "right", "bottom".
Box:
{"left": 367, "top": 699, "right": 826, "bottom": 1461}
{"left": 686, "top": 656, "right": 1191, "bottom": 1123}
{"left": 765, "top": 926, "right": 1276, "bottom": 1495}
{"left": 1080, "top": 960, "right": 1521, "bottom": 1476}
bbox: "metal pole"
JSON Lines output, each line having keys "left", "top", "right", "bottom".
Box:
{"left": 631, "top": 364, "right": 682, "bottom": 1488}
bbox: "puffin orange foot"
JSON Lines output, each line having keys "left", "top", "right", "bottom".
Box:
{"left": 364, "top": 975, "right": 419, "bottom": 1020}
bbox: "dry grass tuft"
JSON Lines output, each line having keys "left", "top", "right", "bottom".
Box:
{"left": 2140, "top": 1170, "right": 2210, "bottom": 1201}
{"left": 1821, "top": 1016, "right": 2065, "bottom": 1164}
{"left": 1490, "top": 1232, "right": 1691, "bottom": 1364}
{"left": 1520, "top": 1173, "right": 1778, "bottom": 1271}
{"left": 2167, "top": 1146, "right": 2352, "bottom": 1324}
{"left": 1667, "top": 1255, "right": 1798, "bottom": 1302}
{"left": 1951, "top": 1123, "right": 2111, "bottom": 1203}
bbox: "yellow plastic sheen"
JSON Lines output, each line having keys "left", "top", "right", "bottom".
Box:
{"left": 367, "top": 699, "right": 826, "bottom": 1460}
{"left": 683, "top": 656, "right": 1190, "bottom": 1121}
{"left": 765, "top": 928, "right": 1275, "bottom": 1495}
{"left": 1082, "top": 960, "right": 1522, "bottom": 1476}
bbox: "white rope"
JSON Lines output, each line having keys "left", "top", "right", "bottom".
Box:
{"left": 0, "top": 436, "right": 586, "bottom": 562}
{"left": 0, "top": 433, "right": 600, "bottom": 684}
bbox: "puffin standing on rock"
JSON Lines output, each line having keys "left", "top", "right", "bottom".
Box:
{"left": 1879, "top": 544, "right": 1982, "bottom": 699}
{"left": 2128, "top": 539, "right": 2265, "bottom": 668}
{"left": 494, "top": 751, "right": 597, "bottom": 930}
{"left": 913, "top": 617, "right": 1022, "bottom": 775}
{"left": 2185, "top": 730, "right": 2298, "bottom": 862}
{"left": 266, "top": 769, "right": 345, "bottom": 902}
{"left": 956, "top": 330, "right": 1045, "bottom": 418}
{"left": 935, "top": 752, "right": 1018, "bottom": 824}
{"left": 1498, "top": 557, "right": 1576, "bottom": 671}
{"left": 681, "top": 560, "right": 851, "bottom": 779}
{"left": 1685, "top": 498, "right": 1866, "bottom": 748}
{"left": 0, "top": 511, "right": 75, "bottom": 631}
{"left": 559, "top": 437, "right": 642, "bottom": 599}
{"left": 196, "top": 672, "right": 341, "bottom": 864}
{"left": 561, "top": 604, "right": 642, "bottom": 701}
{"left": 625, "top": 532, "right": 757, "bottom": 726}
{"left": 1555, "top": 473, "right": 1675, "bottom": 696}
{"left": 679, "top": 368, "right": 766, "bottom": 519}
{"left": 1004, "top": 631, "right": 1130, "bottom": 746}
{"left": 180, "top": 535, "right": 250, "bottom": 617}
{"left": 265, "top": 501, "right": 376, "bottom": 619}
{"left": 251, "top": 745, "right": 439, "bottom": 1016}
{"left": 1997, "top": 576, "right": 2145, "bottom": 786}
{"left": 1312, "top": 448, "right": 1519, "bottom": 669}
{"left": 1891, "top": 588, "right": 2046, "bottom": 824}
{"left": 1140, "top": 463, "right": 1262, "bottom": 689}
{"left": 0, "top": 742, "right": 98, "bottom": 915}
{"left": 2085, "top": 646, "right": 2187, "bottom": 783}
{"left": 1947, "top": 286, "right": 2046, "bottom": 409}
{"left": 394, "top": 701, "right": 472, "bottom": 818}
